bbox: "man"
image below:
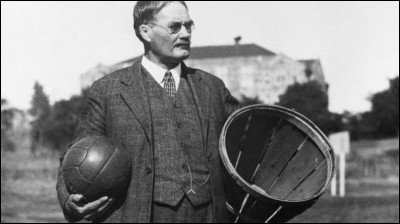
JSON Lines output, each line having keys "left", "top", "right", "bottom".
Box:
{"left": 56, "top": 1, "right": 239, "bottom": 223}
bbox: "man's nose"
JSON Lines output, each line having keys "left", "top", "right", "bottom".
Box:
{"left": 179, "top": 25, "right": 191, "bottom": 38}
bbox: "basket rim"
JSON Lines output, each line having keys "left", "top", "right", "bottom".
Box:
{"left": 219, "top": 104, "right": 335, "bottom": 203}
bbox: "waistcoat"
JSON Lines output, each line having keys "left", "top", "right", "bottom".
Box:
{"left": 143, "top": 68, "right": 212, "bottom": 206}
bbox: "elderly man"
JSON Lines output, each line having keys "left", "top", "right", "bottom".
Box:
{"left": 56, "top": 1, "right": 239, "bottom": 223}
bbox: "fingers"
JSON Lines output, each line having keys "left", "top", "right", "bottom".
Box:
{"left": 97, "top": 197, "right": 114, "bottom": 214}
{"left": 84, "top": 198, "right": 115, "bottom": 221}
{"left": 66, "top": 195, "right": 109, "bottom": 218}
{"left": 83, "top": 196, "right": 109, "bottom": 212}
{"left": 65, "top": 194, "right": 84, "bottom": 214}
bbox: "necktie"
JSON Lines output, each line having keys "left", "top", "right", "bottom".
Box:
{"left": 162, "top": 71, "right": 176, "bottom": 98}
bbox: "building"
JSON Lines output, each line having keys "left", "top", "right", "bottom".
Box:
{"left": 80, "top": 41, "right": 326, "bottom": 104}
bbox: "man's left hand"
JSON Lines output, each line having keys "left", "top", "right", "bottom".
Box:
{"left": 84, "top": 197, "right": 115, "bottom": 221}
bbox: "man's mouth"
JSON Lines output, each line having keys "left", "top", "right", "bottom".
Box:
{"left": 175, "top": 42, "right": 191, "bottom": 48}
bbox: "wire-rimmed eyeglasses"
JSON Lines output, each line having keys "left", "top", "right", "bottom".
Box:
{"left": 148, "top": 21, "right": 195, "bottom": 34}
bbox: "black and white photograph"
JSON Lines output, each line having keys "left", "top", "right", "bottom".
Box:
{"left": 1, "top": 1, "right": 399, "bottom": 223}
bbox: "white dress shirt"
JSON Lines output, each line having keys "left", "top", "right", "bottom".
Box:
{"left": 141, "top": 55, "right": 181, "bottom": 91}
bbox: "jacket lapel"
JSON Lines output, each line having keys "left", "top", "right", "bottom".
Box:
{"left": 184, "top": 63, "right": 210, "bottom": 150}
{"left": 120, "top": 58, "right": 153, "bottom": 148}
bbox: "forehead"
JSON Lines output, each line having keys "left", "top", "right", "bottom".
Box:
{"left": 154, "top": 2, "right": 191, "bottom": 23}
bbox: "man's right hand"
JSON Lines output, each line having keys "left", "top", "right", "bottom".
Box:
{"left": 64, "top": 194, "right": 113, "bottom": 221}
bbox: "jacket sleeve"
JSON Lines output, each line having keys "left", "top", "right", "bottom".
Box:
{"left": 56, "top": 81, "right": 107, "bottom": 222}
{"left": 220, "top": 80, "right": 240, "bottom": 119}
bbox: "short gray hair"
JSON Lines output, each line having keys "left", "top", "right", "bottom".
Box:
{"left": 133, "top": 1, "right": 188, "bottom": 42}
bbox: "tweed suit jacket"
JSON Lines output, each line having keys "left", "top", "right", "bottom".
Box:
{"left": 56, "top": 57, "right": 239, "bottom": 223}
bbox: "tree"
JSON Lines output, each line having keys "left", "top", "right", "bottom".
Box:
{"left": 1, "top": 99, "right": 15, "bottom": 152}
{"left": 340, "top": 111, "right": 374, "bottom": 140}
{"left": 368, "top": 76, "right": 399, "bottom": 138}
{"left": 239, "top": 95, "right": 263, "bottom": 107}
{"left": 277, "top": 81, "right": 342, "bottom": 135}
{"left": 29, "top": 82, "right": 51, "bottom": 154}
{"left": 338, "top": 76, "right": 399, "bottom": 140}
{"left": 43, "top": 90, "right": 88, "bottom": 150}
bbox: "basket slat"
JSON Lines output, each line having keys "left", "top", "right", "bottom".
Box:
{"left": 225, "top": 114, "right": 249, "bottom": 165}
{"left": 236, "top": 113, "right": 280, "bottom": 181}
{"left": 253, "top": 123, "right": 305, "bottom": 191}
{"left": 268, "top": 139, "right": 325, "bottom": 199}
{"left": 286, "top": 161, "right": 328, "bottom": 200}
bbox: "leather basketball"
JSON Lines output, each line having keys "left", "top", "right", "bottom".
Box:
{"left": 61, "top": 136, "right": 131, "bottom": 201}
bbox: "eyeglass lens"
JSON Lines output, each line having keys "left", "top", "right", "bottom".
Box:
{"left": 170, "top": 22, "right": 194, "bottom": 34}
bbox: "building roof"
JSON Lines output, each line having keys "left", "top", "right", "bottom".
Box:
{"left": 115, "top": 43, "right": 276, "bottom": 66}
{"left": 189, "top": 44, "right": 276, "bottom": 59}
{"left": 298, "top": 59, "right": 320, "bottom": 66}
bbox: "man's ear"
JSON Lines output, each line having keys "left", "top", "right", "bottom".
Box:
{"left": 139, "top": 24, "right": 152, "bottom": 43}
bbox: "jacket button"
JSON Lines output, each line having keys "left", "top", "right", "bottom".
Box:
{"left": 145, "top": 167, "right": 152, "bottom": 174}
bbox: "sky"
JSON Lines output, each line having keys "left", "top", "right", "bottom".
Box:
{"left": 1, "top": 1, "right": 399, "bottom": 113}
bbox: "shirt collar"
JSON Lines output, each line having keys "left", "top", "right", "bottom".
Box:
{"left": 141, "top": 55, "right": 181, "bottom": 86}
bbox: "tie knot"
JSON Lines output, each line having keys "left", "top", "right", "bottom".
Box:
{"left": 162, "top": 71, "right": 173, "bottom": 82}
{"left": 165, "top": 71, "right": 172, "bottom": 77}
{"left": 163, "top": 71, "right": 176, "bottom": 98}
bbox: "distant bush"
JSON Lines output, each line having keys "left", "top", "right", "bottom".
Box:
{"left": 28, "top": 81, "right": 89, "bottom": 153}
{"left": 239, "top": 95, "right": 262, "bottom": 107}
{"left": 344, "top": 76, "right": 399, "bottom": 140}
{"left": 277, "top": 81, "right": 345, "bottom": 135}
{"left": 42, "top": 92, "right": 87, "bottom": 150}
{"left": 1, "top": 99, "right": 16, "bottom": 152}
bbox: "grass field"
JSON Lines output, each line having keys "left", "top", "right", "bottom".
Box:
{"left": 1, "top": 148, "right": 399, "bottom": 223}
{"left": 290, "top": 189, "right": 399, "bottom": 223}
{"left": 1, "top": 149, "right": 65, "bottom": 223}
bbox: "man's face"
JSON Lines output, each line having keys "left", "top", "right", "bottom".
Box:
{"left": 148, "top": 2, "right": 192, "bottom": 65}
